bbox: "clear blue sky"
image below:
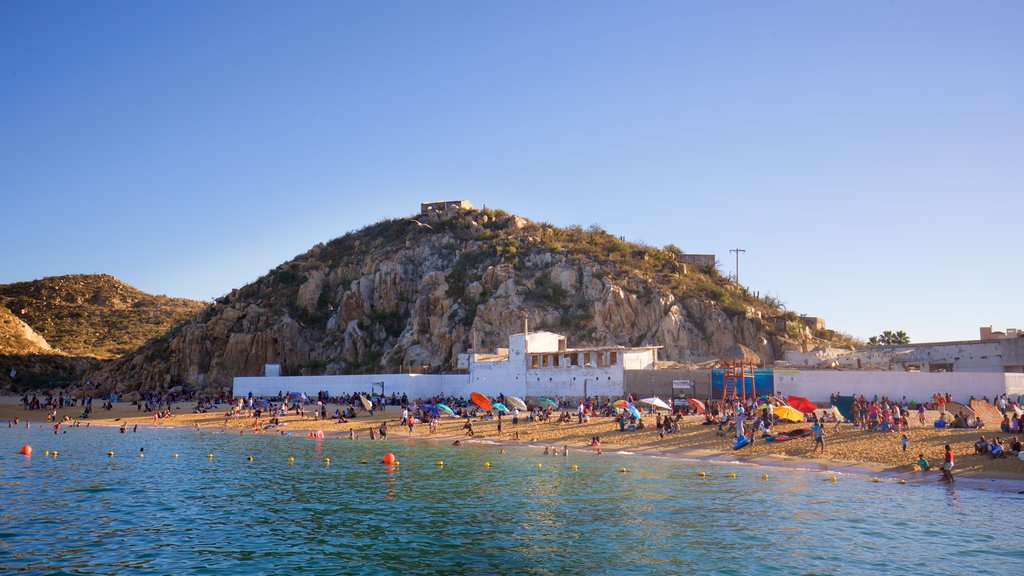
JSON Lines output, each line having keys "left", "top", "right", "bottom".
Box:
{"left": 2, "top": 1, "right": 1021, "bottom": 344}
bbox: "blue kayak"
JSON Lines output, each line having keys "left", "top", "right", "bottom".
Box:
{"left": 732, "top": 435, "right": 754, "bottom": 450}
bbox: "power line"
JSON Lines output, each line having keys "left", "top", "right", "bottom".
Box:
{"left": 729, "top": 248, "right": 746, "bottom": 285}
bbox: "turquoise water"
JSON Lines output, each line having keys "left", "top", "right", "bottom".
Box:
{"left": 1, "top": 426, "right": 1021, "bottom": 575}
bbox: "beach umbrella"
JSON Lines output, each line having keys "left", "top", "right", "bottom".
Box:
{"left": 688, "top": 398, "right": 707, "bottom": 414}
{"left": 422, "top": 404, "right": 440, "bottom": 417}
{"left": 359, "top": 395, "right": 373, "bottom": 411}
{"left": 613, "top": 399, "right": 630, "bottom": 409}
{"left": 492, "top": 402, "right": 510, "bottom": 413}
{"left": 626, "top": 404, "right": 642, "bottom": 420}
{"left": 831, "top": 405, "right": 846, "bottom": 422}
{"left": 506, "top": 396, "right": 528, "bottom": 411}
{"left": 536, "top": 398, "right": 558, "bottom": 409}
{"left": 774, "top": 405, "right": 805, "bottom": 423}
{"left": 786, "top": 395, "right": 818, "bottom": 414}
{"left": 640, "top": 397, "right": 672, "bottom": 411}
{"left": 470, "top": 392, "right": 493, "bottom": 411}
{"left": 436, "top": 403, "right": 456, "bottom": 417}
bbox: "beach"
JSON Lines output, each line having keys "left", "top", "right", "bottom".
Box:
{"left": 5, "top": 396, "right": 1022, "bottom": 489}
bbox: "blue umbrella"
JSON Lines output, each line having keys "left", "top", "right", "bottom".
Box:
{"left": 627, "top": 404, "right": 642, "bottom": 420}
{"left": 492, "top": 402, "right": 509, "bottom": 413}
{"left": 537, "top": 398, "right": 558, "bottom": 409}
{"left": 436, "top": 403, "right": 456, "bottom": 417}
{"left": 422, "top": 404, "right": 440, "bottom": 417}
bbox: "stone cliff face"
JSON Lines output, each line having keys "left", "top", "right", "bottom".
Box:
{"left": 90, "top": 210, "right": 796, "bottom": 395}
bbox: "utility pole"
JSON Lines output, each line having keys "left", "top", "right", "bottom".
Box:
{"left": 729, "top": 248, "right": 746, "bottom": 285}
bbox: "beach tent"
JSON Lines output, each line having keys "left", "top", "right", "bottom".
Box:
{"left": 470, "top": 392, "right": 493, "bottom": 411}
{"left": 774, "top": 405, "right": 806, "bottom": 423}
{"left": 969, "top": 400, "right": 1003, "bottom": 427}
{"left": 787, "top": 395, "right": 818, "bottom": 414}
{"left": 506, "top": 396, "right": 528, "bottom": 411}
{"left": 688, "top": 398, "right": 707, "bottom": 414}
{"left": 640, "top": 397, "right": 672, "bottom": 411}
{"left": 436, "top": 403, "right": 456, "bottom": 417}
{"left": 943, "top": 401, "right": 973, "bottom": 417}
{"left": 833, "top": 396, "right": 855, "bottom": 422}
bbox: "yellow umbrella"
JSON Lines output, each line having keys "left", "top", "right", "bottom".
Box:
{"left": 774, "top": 405, "right": 805, "bottom": 423}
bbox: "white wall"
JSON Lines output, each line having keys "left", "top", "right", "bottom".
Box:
{"left": 524, "top": 365, "right": 623, "bottom": 397}
{"left": 623, "top": 350, "right": 655, "bottom": 370}
{"left": 773, "top": 370, "right": 1015, "bottom": 403}
{"left": 233, "top": 373, "right": 472, "bottom": 399}
{"left": 524, "top": 331, "right": 563, "bottom": 353}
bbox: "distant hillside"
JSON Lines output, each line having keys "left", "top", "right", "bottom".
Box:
{"left": 0, "top": 274, "right": 208, "bottom": 359}
{"left": 91, "top": 207, "right": 854, "bottom": 395}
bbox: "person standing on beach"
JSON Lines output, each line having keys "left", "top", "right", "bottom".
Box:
{"left": 812, "top": 421, "right": 825, "bottom": 453}
{"left": 941, "top": 444, "right": 954, "bottom": 482}
{"left": 512, "top": 407, "right": 519, "bottom": 429}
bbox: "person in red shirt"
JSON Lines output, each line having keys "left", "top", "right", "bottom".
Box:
{"left": 941, "top": 444, "right": 954, "bottom": 482}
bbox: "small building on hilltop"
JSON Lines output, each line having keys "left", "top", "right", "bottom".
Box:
{"left": 420, "top": 200, "right": 473, "bottom": 216}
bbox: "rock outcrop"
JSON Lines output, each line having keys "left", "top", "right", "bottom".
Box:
{"left": 87, "top": 209, "right": 821, "bottom": 395}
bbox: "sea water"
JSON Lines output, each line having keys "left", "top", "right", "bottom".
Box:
{"left": 1, "top": 425, "right": 1021, "bottom": 575}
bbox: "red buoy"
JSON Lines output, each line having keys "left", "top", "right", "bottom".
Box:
{"left": 382, "top": 452, "right": 396, "bottom": 465}
{"left": 18, "top": 445, "right": 32, "bottom": 455}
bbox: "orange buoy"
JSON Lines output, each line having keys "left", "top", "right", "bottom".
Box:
{"left": 18, "top": 445, "right": 32, "bottom": 455}
{"left": 382, "top": 452, "right": 396, "bottom": 465}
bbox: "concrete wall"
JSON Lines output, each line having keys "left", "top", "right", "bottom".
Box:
{"left": 524, "top": 331, "right": 563, "bottom": 353}
{"left": 624, "top": 369, "right": 712, "bottom": 400}
{"left": 524, "top": 365, "right": 623, "bottom": 398}
{"left": 234, "top": 373, "right": 473, "bottom": 399}
{"left": 772, "top": 369, "right": 1016, "bottom": 404}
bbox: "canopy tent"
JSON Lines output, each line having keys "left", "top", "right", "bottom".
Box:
{"left": 786, "top": 395, "right": 818, "bottom": 414}
{"left": 942, "top": 401, "right": 973, "bottom": 417}
{"left": 506, "top": 396, "right": 528, "bottom": 411}
{"left": 470, "top": 392, "right": 493, "bottom": 411}
{"left": 640, "top": 397, "right": 672, "bottom": 411}
{"left": 688, "top": 398, "right": 707, "bottom": 414}
{"left": 773, "top": 405, "right": 806, "bottom": 423}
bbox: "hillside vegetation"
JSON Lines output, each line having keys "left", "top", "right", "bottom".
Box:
{"left": 0, "top": 274, "right": 208, "bottom": 359}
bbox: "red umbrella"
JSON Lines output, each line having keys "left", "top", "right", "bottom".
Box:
{"left": 470, "top": 392, "right": 493, "bottom": 411}
{"left": 787, "top": 395, "right": 818, "bottom": 414}
{"left": 688, "top": 398, "right": 706, "bottom": 414}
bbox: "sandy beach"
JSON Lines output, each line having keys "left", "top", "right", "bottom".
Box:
{"left": 5, "top": 396, "right": 1023, "bottom": 489}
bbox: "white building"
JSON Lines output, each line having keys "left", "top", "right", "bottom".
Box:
{"left": 232, "top": 331, "right": 659, "bottom": 400}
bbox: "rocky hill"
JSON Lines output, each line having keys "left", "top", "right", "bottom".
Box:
{"left": 88, "top": 207, "right": 849, "bottom": 396}
{"left": 0, "top": 274, "right": 208, "bottom": 360}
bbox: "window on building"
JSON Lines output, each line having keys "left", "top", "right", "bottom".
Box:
{"left": 530, "top": 355, "right": 539, "bottom": 369}
{"left": 570, "top": 354, "right": 579, "bottom": 366}
{"left": 609, "top": 352, "right": 617, "bottom": 365}
{"left": 584, "top": 352, "right": 591, "bottom": 366}
{"left": 553, "top": 355, "right": 560, "bottom": 368}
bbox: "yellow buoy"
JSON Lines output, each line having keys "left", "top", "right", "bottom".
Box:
{"left": 44, "top": 451, "right": 50, "bottom": 456}
{"left": 208, "top": 453, "right": 214, "bottom": 459}
{"left": 871, "top": 477, "right": 879, "bottom": 483}
{"left": 289, "top": 457, "right": 295, "bottom": 463}
{"left": 108, "top": 451, "right": 114, "bottom": 457}
{"left": 727, "top": 472, "right": 736, "bottom": 478}
{"left": 619, "top": 468, "right": 628, "bottom": 473}
{"left": 52, "top": 451, "right": 58, "bottom": 457}
{"left": 324, "top": 458, "right": 330, "bottom": 464}
{"left": 360, "top": 459, "right": 368, "bottom": 464}
{"left": 571, "top": 465, "right": 578, "bottom": 470}
{"left": 394, "top": 461, "right": 399, "bottom": 466}
{"left": 761, "top": 474, "right": 769, "bottom": 480}
{"left": 437, "top": 461, "right": 444, "bottom": 466}
{"left": 247, "top": 456, "right": 253, "bottom": 461}
{"left": 829, "top": 476, "right": 837, "bottom": 482}
{"left": 484, "top": 462, "right": 491, "bottom": 468}
{"left": 698, "top": 471, "right": 706, "bottom": 477}
{"left": 173, "top": 454, "right": 179, "bottom": 458}
{"left": 897, "top": 479, "right": 906, "bottom": 485}
{"left": 138, "top": 453, "right": 144, "bottom": 458}
{"left": 979, "top": 485, "right": 987, "bottom": 491}
{"left": 535, "top": 463, "right": 542, "bottom": 468}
